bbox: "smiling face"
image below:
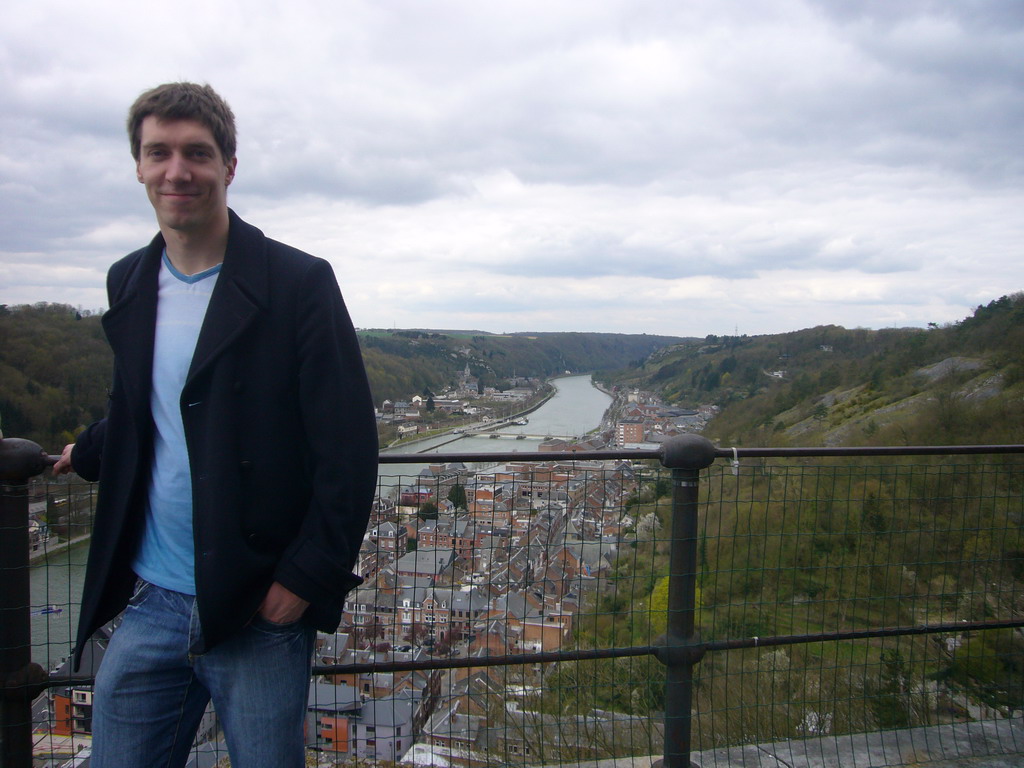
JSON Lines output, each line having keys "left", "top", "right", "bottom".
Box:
{"left": 136, "top": 115, "right": 236, "bottom": 238}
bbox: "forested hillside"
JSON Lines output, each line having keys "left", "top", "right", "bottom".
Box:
{"left": 0, "top": 304, "right": 110, "bottom": 449}
{"left": 361, "top": 329, "right": 685, "bottom": 402}
{"left": 606, "top": 293, "right": 1024, "bottom": 446}
{"left": 8, "top": 295, "right": 1022, "bottom": 451}
{"left": 0, "top": 304, "right": 683, "bottom": 449}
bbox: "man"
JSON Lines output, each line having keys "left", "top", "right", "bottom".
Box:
{"left": 53, "top": 82, "right": 378, "bottom": 767}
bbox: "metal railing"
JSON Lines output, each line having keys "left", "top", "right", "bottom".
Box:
{"left": 3, "top": 435, "right": 1024, "bottom": 767}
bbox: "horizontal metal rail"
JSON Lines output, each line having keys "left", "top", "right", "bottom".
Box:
{"left": 378, "top": 443, "right": 1024, "bottom": 465}
{"left": 36, "top": 616, "right": 1024, "bottom": 688}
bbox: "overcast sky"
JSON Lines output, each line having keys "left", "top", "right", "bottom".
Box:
{"left": 2, "top": 0, "right": 1021, "bottom": 337}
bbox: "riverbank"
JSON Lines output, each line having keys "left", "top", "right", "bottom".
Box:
{"left": 379, "top": 373, "right": 612, "bottom": 462}
{"left": 383, "top": 381, "right": 558, "bottom": 453}
{"left": 29, "top": 533, "right": 90, "bottom": 565}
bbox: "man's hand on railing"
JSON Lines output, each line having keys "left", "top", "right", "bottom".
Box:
{"left": 52, "top": 443, "right": 75, "bottom": 475}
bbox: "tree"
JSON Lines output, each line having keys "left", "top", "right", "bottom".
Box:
{"left": 635, "top": 512, "right": 662, "bottom": 540}
{"left": 404, "top": 621, "right": 429, "bottom": 645}
{"left": 869, "top": 649, "right": 912, "bottom": 728}
{"left": 418, "top": 502, "right": 438, "bottom": 520}
{"left": 447, "top": 483, "right": 468, "bottom": 512}
{"left": 434, "top": 635, "right": 453, "bottom": 656}
{"left": 364, "top": 616, "right": 386, "bottom": 647}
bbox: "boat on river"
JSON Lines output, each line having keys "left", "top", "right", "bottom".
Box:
{"left": 31, "top": 604, "right": 63, "bottom": 616}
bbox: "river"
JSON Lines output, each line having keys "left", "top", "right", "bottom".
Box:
{"left": 376, "top": 374, "right": 612, "bottom": 488}
{"left": 30, "top": 542, "right": 89, "bottom": 670}
{"left": 29, "top": 374, "right": 612, "bottom": 669}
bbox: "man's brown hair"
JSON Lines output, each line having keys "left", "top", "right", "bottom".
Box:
{"left": 127, "top": 82, "right": 236, "bottom": 162}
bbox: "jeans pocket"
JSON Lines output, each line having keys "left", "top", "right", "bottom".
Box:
{"left": 251, "top": 613, "right": 304, "bottom": 634}
{"left": 128, "top": 578, "right": 153, "bottom": 607}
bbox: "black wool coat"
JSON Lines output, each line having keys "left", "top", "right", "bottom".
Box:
{"left": 71, "top": 210, "right": 378, "bottom": 669}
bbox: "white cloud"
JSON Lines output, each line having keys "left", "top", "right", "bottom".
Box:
{"left": 1, "top": 0, "right": 1021, "bottom": 336}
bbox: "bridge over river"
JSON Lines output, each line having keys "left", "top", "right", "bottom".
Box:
{"left": 460, "top": 429, "right": 573, "bottom": 440}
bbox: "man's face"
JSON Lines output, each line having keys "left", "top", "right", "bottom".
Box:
{"left": 135, "top": 116, "right": 236, "bottom": 236}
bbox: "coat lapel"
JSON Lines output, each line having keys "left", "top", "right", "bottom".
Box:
{"left": 101, "top": 238, "right": 162, "bottom": 424}
{"left": 186, "top": 210, "right": 270, "bottom": 389}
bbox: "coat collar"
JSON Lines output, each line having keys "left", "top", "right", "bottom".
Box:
{"left": 101, "top": 209, "right": 271, "bottom": 407}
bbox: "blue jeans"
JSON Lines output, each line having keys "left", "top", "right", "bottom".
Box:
{"left": 91, "top": 581, "right": 314, "bottom": 768}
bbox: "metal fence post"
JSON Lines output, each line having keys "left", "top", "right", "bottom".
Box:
{"left": 1, "top": 437, "right": 53, "bottom": 768}
{"left": 657, "top": 434, "right": 716, "bottom": 768}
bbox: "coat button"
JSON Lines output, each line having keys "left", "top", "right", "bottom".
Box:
{"left": 247, "top": 533, "right": 261, "bottom": 546}
{"left": 240, "top": 461, "right": 253, "bottom": 471}
{"left": 233, "top": 381, "right": 244, "bottom": 393}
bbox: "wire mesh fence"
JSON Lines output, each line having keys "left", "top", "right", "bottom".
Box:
{"left": 691, "top": 455, "right": 1024, "bottom": 766}
{"left": 5, "top": 447, "right": 1024, "bottom": 766}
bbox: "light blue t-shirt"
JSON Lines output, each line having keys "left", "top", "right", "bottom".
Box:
{"left": 133, "top": 252, "right": 220, "bottom": 596}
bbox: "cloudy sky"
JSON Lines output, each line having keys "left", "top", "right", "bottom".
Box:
{"left": 3, "top": 0, "right": 1021, "bottom": 337}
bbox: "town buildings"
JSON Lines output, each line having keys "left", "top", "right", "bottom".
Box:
{"left": 317, "top": 454, "right": 643, "bottom": 763}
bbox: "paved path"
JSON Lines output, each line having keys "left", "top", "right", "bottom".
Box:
{"left": 544, "top": 717, "right": 1024, "bottom": 768}
{"left": 691, "top": 716, "right": 1024, "bottom": 767}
